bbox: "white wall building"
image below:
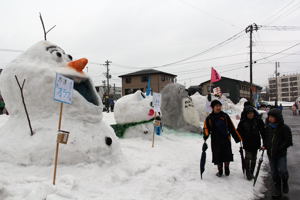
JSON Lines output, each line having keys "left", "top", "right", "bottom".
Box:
{"left": 268, "top": 73, "right": 300, "bottom": 102}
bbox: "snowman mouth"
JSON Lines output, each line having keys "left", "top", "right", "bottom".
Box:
{"left": 65, "top": 75, "right": 100, "bottom": 106}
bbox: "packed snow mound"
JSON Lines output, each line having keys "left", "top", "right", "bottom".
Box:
{"left": 0, "top": 41, "right": 121, "bottom": 166}
{"left": 191, "top": 94, "right": 245, "bottom": 120}
{"left": 161, "top": 83, "right": 200, "bottom": 133}
{"left": 114, "top": 90, "right": 155, "bottom": 138}
{"left": 190, "top": 92, "right": 207, "bottom": 122}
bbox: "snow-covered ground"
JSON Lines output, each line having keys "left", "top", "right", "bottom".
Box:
{"left": 0, "top": 113, "right": 267, "bottom": 200}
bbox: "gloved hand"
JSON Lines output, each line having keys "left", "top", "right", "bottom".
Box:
{"left": 203, "top": 135, "right": 209, "bottom": 141}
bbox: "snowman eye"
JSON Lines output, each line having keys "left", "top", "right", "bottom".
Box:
{"left": 68, "top": 55, "right": 73, "bottom": 61}
{"left": 56, "top": 52, "right": 62, "bottom": 57}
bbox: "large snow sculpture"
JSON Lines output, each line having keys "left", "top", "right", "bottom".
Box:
{"left": 161, "top": 83, "right": 200, "bottom": 133}
{"left": 0, "top": 41, "right": 120, "bottom": 165}
{"left": 113, "top": 90, "right": 155, "bottom": 138}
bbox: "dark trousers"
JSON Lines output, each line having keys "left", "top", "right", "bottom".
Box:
{"left": 245, "top": 150, "right": 258, "bottom": 178}
{"left": 269, "top": 155, "right": 289, "bottom": 182}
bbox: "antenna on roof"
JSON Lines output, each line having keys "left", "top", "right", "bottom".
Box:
{"left": 39, "top": 12, "right": 56, "bottom": 41}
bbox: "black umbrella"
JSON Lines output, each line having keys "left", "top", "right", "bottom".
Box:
{"left": 253, "top": 150, "right": 265, "bottom": 187}
{"left": 200, "top": 142, "right": 208, "bottom": 179}
{"left": 239, "top": 143, "right": 246, "bottom": 175}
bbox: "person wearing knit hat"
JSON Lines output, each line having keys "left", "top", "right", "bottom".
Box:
{"left": 237, "top": 106, "right": 265, "bottom": 180}
{"left": 210, "top": 99, "right": 222, "bottom": 108}
{"left": 262, "top": 108, "right": 293, "bottom": 198}
{"left": 203, "top": 98, "right": 242, "bottom": 177}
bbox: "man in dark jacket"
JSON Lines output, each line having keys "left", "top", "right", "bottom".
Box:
{"left": 262, "top": 108, "right": 293, "bottom": 199}
{"left": 237, "top": 106, "right": 265, "bottom": 180}
{"left": 203, "top": 100, "right": 242, "bottom": 177}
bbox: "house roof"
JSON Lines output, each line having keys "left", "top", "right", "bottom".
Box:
{"left": 119, "top": 69, "right": 177, "bottom": 77}
{"left": 200, "top": 76, "right": 262, "bottom": 89}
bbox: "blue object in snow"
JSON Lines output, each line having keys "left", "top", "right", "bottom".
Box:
{"left": 146, "top": 77, "right": 151, "bottom": 96}
{"left": 155, "top": 126, "right": 161, "bottom": 136}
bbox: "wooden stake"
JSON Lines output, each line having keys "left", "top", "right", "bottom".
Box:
{"left": 152, "top": 112, "right": 156, "bottom": 148}
{"left": 53, "top": 102, "right": 63, "bottom": 185}
{"left": 53, "top": 142, "right": 59, "bottom": 185}
{"left": 58, "top": 103, "right": 63, "bottom": 130}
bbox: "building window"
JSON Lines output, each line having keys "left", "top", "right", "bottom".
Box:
{"left": 141, "top": 76, "right": 148, "bottom": 82}
{"left": 281, "top": 78, "right": 288, "bottom": 82}
{"left": 125, "top": 77, "right": 131, "bottom": 84}
{"left": 282, "top": 93, "right": 289, "bottom": 97}
{"left": 290, "top": 77, "right": 297, "bottom": 81}
{"left": 161, "top": 75, "right": 165, "bottom": 81}
{"left": 269, "top": 80, "right": 276, "bottom": 84}
{"left": 291, "top": 87, "right": 298, "bottom": 91}
{"left": 281, "top": 83, "right": 288, "bottom": 87}
{"left": 281, "top": 88, "right": 289, "bottom": 92}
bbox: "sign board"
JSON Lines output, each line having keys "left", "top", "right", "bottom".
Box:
{"left": 54, "top": 73, "right": 74, "bottom": 104}
{"left": 152, "top": 92, "right": 161, "bottom": 112}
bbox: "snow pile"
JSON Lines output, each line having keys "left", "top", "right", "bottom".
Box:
{"left": 192, "top": 93, "right": 246, "bottom": 121}
{"left": 161, "top": 83, "right": 200, "bottom": 133}
{"left": 190, "top": 92, "right": 208, "bottom": 122}
{"left": 0, "top": 123, "right": 267, "bottom": 199}
{"left": 0, "top": 41, "right": 120, "bottom": 166}
{"left": 114, "top": 90, "right": 155, "bottom": 138}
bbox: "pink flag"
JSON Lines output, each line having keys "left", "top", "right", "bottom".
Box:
{"left": 210, "top": 67, "right": 221, "bottom": 83}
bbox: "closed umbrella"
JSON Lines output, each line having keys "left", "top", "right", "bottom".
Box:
{"left": 239, "top": 143, "right": 246, "bottom": 175}
{"left": 200, "top": 142, "right": 208, "bottom": 179}
{"left": 253, "top": 150, "right": 265, "bottom": 186}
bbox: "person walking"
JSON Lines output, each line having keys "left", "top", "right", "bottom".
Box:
{"left": 262, "top": 108, "right": 293, "bottom": 199}
{"left": 237, "top": 106, "right": 265, "bottom": 180}
{"left": 203, "top": 100, "right": 242, "bottom": 177}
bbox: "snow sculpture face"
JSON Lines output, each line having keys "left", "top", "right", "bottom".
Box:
{"left": 114, "top": 90, "right": 155, "bottom": 137}
{"left": 161, "top": 83, "right": 200, "bottom": 133}
{"left": 0, "top": 41, "right": 120, "bottom": 165}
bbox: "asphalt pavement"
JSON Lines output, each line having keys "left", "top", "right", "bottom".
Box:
{"left": 259, "top": 108, "right": 300, "bottom": 200}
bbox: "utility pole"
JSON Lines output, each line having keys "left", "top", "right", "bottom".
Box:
{"left": 275, "top": 62, "right": 280, "bottom": 107}
{"left": 245, "top": 23, "right": 259, "bottom": 105}
{"left": 103, "top": 60, "right": 112, "bottom": 97}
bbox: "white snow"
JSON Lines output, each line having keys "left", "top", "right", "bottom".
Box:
{"left": 0, "top": 113, "right": 267, "bottom": 200}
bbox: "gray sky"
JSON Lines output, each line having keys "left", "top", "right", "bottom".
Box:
{"left": 1, "top": 0, "right": 300, "bottom": 87}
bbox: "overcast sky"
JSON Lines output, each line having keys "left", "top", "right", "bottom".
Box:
{"left": 1, "top": 0, "right": 300, "bottom": 87}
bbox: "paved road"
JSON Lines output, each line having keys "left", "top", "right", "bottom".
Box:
{"left": 259, "top": 108, "right": 300, "bottom": 200}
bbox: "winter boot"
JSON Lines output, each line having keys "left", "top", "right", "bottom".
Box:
{"left": 249, "top": 159, "right": 256, "bottom": 180}
{"left": 224, "top": 162, "right": 230, "bottom": 176}
{"left": 272, "top": 179, "right": 282, "bottom": 199}
{"left": 216, "top": 164, "right": 223, "bottom": 177}
{"left": 282, "top": 178, "right": 289, "bottom": 194}
{"left": 245, "top": 159, "right": 252, "bottom": 180}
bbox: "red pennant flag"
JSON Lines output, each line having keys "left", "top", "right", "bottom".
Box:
{"left": 211, "top": 67, "right": 221, "bottom": 83}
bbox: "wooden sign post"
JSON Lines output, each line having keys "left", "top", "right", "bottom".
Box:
{"left": 152, "top": 93, "right": 161, "bottom": 148}
{"left": 52, "top": 73, "right": 74, "bottom": 185}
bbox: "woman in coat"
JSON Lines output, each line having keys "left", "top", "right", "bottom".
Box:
{"left": 203, "top": 100, "right": 242, "bottom": 177}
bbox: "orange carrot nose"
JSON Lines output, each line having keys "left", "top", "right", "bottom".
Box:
{"left": 68, "top": 58, "right": 88, "bottom": 72}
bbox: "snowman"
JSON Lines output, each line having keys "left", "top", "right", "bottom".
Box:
{"left": 0, "top": 41, "right": 121, "bottom": 165}
{"left": 113, "top": 90, "right": 155, "bottom": 139}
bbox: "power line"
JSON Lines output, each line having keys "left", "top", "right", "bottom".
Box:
{"left": 255, "top": 42, "right": 300, "bottom": 62}
{"left": 150, "top": 30, "right": 245, "bottom": 68}
{"left": 177, "top": 0, "right": 240, "bottom": 28}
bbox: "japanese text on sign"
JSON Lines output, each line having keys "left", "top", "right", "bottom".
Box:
{"left": 54, "top": 73, "right": 74, "bottom": 104}
{"left": 153, "top": 92, "right": 161, "bottom": 112}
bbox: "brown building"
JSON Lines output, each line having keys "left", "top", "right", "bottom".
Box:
{"left": 119, "top": 69, "right": 177, "bottom": 95}
{"left": 199, "top": 76, "right": 262, "bottom": 104}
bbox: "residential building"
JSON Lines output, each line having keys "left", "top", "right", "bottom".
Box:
{"left": 268, "top": 73, "right": 300, "bottom": 102}
{"left": 119, "top": 69, "right": 177, "bottom": 95}
{"left": 199, "top": 76, "right": 262, "bottom": 104}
